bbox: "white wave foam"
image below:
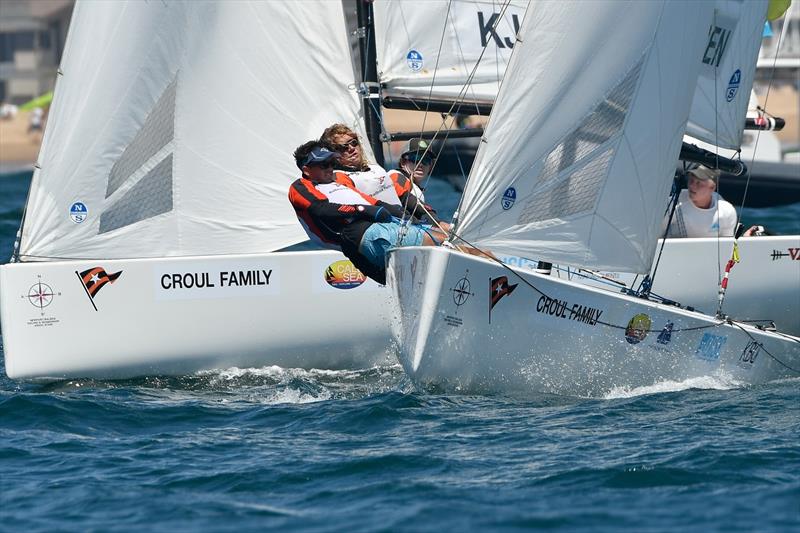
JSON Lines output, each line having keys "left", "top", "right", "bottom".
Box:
{"left": 603, "top": 373, "right": 744, "bottom": 399}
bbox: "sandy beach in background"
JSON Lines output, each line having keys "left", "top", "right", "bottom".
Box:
{"left": 1, "top": 90, "right": 794, "bottom": 170}
{"left": 0, "top": 110, "right": 44, "bottom": 169}
{"left": 0, "top": 107, "right": 478, "bottom": 169}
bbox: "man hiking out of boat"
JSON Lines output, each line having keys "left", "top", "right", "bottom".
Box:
{"left": 288, "top": 140, "right": 447, "bottom": 284}
{"left": 390, "top": 138, "right": 435, "bottom": 202}
{"left": 320, "top": 124, "right": 446, "bottom": 229}
{"left": 664, "top": 165, "right": 761, "bottom": 238}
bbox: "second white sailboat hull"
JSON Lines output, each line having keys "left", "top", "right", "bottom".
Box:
{"left": 387, "top": 247, "right": 800, "bottom": 397}
{"left": 1, "top": 250, "right": 392, "bottom": 380}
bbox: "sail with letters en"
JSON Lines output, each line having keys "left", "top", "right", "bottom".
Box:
{"left": 685, "top": 0, "right": 769, "bottom": 149}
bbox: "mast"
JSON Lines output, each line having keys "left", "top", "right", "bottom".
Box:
{"left": 356, "top": 0, "right": 384, "bottom": 167}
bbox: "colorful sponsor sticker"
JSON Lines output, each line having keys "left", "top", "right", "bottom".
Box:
{"left": 407, "top": 50, "right": 423, "bottom": 71}
{"left": 70, "top": 202, "right": 88, "bottom": 223}
{"left": 738, "top": 340, "right": 761, "bottom": 369}
{"left": 501, "top": 187, "right": 516, "bottom": 210}
{"left": 625, "top": 313, "right": 651, "bottom": 344}
{"left": 324, "top": 260, "right": 366, "bottom": 290}
{"left": 696, "top": 332, "right": 727, "bottom": 361}
{"left": 657, "top": 321, "right": 674, "bottom": 345}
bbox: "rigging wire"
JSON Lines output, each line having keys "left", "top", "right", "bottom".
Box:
{"left": 394, "top": 0, "right": 517, "bottom": 243}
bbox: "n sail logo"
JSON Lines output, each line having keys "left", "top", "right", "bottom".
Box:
{"left": 478, "top": 11, "right": 521, "bottom": 48}
{"left": 726, "top": 69, "right": 741, "bottom": 102}
{"left": 77, "top": 267, "right": 122, "bottom": 311}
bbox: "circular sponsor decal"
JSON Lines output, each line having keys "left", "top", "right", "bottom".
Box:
{"left": 325, "top": 260, "right": 366, "bottom": 289}
{"left": 406, "top": 49, "right": 423, "bottom": 72}
{"left": 625, "top": 313, "right": 652, "bottom": 344}
{"left": 725, "top": 69, "right": 741, "bottom": 102}
{"left": 70, "top": 202, "right": 88, "bottom": 224}
{"left": 501, "top": 187, "right": 516, "bottom": 210}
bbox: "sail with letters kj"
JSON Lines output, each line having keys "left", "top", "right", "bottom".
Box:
{"left": 373, "top": 0, "right": 527, "bottom": 107}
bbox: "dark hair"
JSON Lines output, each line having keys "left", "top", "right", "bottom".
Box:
{"left": 293, "top": 140, "right": 323, "bottom": 170}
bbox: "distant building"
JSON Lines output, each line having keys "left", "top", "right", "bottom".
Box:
{"left": 0, "top": 0, "right": 73, "bottom": 105}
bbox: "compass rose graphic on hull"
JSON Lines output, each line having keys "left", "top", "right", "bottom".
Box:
{"left": 21, "top": 275, "right": 61, "bottom": 316}
{"left": 450, "top": 270, "right": 475, "bottom": 308}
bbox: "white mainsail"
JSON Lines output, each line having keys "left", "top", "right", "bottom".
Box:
{"left": 19, "top": 0, "right": 367, "bottom": 261}
{"left": 456, "top": 0, "right": 715, "bottom": 274}
{"left": 685, "top": 0, "right": 769, "bottom": 150}
{"left": 373, "top": 0, "right": 527, "bottom": 106}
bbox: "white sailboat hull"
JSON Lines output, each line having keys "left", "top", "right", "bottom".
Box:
{"left": 1, "top": 250, "right": 392, "bottom": 380}
{"left": 540, "top": 236, "right": 800, "bottom": 337}
{"left": 387, "top": 247, "right": 800, "bottom": 397}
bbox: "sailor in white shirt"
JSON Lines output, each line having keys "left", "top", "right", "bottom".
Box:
{"left": 665, "top": 166, "right": 738, "bottom": 238}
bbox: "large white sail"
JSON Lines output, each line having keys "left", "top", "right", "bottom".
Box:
{"left": 685, "top": 0, "right": 769, "bottom": 150}
{"left": 455, "top": 0, "right": 715, "bottom": 274}
{"left": 374, "top": 0, "right": 527, "bottom": 106}
{"left": 19, "top": 0, "right": 366, "bottom": 261}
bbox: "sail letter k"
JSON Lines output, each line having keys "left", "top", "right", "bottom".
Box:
{"left": 478, "top": 12, "right": 505, "bottom": 48}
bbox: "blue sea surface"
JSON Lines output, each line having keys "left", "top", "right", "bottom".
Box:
{"left": 1, "top": 171, "right": 799, "bottom": 531}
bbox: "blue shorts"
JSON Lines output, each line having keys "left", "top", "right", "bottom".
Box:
{"left": 359, "top": 222, "right": 436, "bottom": 268}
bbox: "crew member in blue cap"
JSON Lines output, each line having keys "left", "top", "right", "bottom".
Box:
{"left": 288, "top": 140, "right": 446, "bottom": 284}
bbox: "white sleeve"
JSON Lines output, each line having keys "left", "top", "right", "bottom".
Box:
{"left": 718, "top": 200, "right": 738, "bottom": 237}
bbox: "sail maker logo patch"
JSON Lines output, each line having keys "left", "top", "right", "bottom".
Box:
{"left": 70, "top": 202, "right": 88, "bottom": 224}
{"left": 726, "top": 69, "right": 741, "bottom": 102}
{"left": 406, "top": 50, "right": 423, "bottom": 71}
{"left": 501, "top": 187, "right": 516, "bottom": 210}
{"left": 325, "top": 260, "right": 366, "bottom": 290}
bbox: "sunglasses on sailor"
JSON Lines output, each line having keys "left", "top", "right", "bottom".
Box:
{"left": 405, "top": 153, "right": 433, "bottom": 165}
{"left": 334, "top": 138, "right": 360, "bottom": 151}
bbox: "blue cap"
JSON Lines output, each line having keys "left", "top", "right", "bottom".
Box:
{"left": 302, "top": 146, "right": 338, "bottom": 167}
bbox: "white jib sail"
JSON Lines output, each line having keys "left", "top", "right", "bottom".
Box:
{"left": 456, "top": 0, "right": 716, "bottom": 275}
{"left": 19, "top": 0, "right": 367, "bottom": 261}
{"left": 374, "top": 0, "right": 528, "bottom": 106}
{"left": 685, "top": 0, "right": 769, "bottom": 150}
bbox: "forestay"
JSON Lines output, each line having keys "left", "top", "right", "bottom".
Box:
{"left": 456, "top": 0, "right": 715, "bottom": 274}
{"left": 373, "top": 0, "right": 527, "bottom": 106}
{"left": 685, "top": 0, "right": 768, "bottom": 150}
{"left": 19, "top": 0, "right": 367, "bottom": 261}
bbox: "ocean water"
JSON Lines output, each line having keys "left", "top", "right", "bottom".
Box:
{"left": 1, "top": 171, "right": 799, "bottom": 531}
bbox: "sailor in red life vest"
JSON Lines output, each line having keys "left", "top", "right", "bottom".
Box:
{"left": 288, "top": 141, "right": 446, "bottom": 284}
{"left": 320, "top": 123, "right": 446, "bottom": 229}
